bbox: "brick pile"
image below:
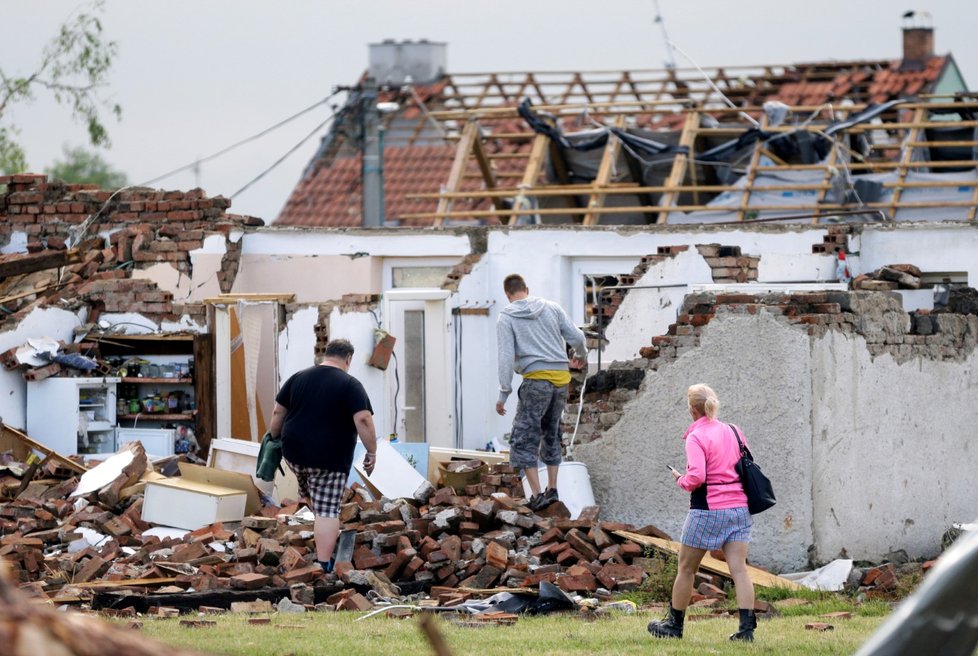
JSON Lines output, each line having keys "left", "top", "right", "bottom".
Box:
{"left": 0, "top": 455, "right": 671, "bottom": 612}
{"left": 852, "top": 263, "right": 923, "bottom": 291}
{"left": 0, "top": 174, "right": 260, "bottom": 327}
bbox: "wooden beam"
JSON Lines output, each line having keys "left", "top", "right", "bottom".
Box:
{"left": 434, "top": 120, "right": 480, "bottom": 226}
{"left": 737, "top": 114, "right": 769, "bottom": 222}
{"left": 508, "top": 134, "right": 549, "bottom": 225}
{"left": 469, "top": 131, "right": 507, "bottom": 215}
{"left": 583, "top": 116, "right": 627, "bottom": 225}
{"left": 0, "top": 422, "right": 87, "bottom": 474}
{"left": 889, "top": 107, "right": 927, "bottom": 220}
{"left": 657, "top": 111, "right": 700, "bottom": 223}
{"left": 0, "top": 244, "right": 90, "bottom": 279}
{"left": 615, "top": 531, "right": 804, "bottom": 590}
{"left": 202, "top": 293, "right": 295, "bottom": 304}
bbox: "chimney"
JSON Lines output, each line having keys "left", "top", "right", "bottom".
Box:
{"left": 900, "top": 14, "right": 934, "bottom": 71}
{"left": 369, "top": 39, "right": 447, "bottom": 86}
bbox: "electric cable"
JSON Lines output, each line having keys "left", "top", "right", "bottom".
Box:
{"left": 140, "top": 91, "right": 342, "bottom": 187}
{"left": 230, "top": 112, "right": 336, "bottom": 199}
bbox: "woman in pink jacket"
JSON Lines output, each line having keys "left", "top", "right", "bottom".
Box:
{"left": 647, "top": 383, "right": 757, "bottom": 642}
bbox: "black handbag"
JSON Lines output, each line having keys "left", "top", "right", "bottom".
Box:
{"left": 729, "top": 424, "right": 776, "bottom": 515}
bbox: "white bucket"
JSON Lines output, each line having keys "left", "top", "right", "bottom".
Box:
{"left": 521, "top": 461, "right": 595, "bottom": 520}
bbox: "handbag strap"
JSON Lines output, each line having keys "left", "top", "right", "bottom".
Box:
{"left": 727, "top": 423, "right": 753, "bottom": 460}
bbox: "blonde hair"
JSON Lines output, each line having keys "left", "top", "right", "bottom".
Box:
{"left": 688, "top": 384, "right": 720, "bottom": 420}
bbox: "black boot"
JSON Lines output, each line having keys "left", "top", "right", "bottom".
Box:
{"left": 647, "top": 605, "right": 684, "bottom": 639}
{"left": 729, "top": 608, "right": 757, "bottom": 641}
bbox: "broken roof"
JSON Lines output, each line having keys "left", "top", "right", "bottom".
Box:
{"left": 276, "top": 51, "right": 969, "bottom": 228}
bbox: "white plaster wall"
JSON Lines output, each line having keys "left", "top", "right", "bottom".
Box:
{"left": 278, "top": 306, "right": 318, "bottom": 383}
{"left": 328, "top": 308, "right": 389, "bottom": 440}
{"left": 576, "top": 311, "right": 814, "bottom": 572}
{"left": 856, "top": 225, "right": 978, "bottom": 285}
{"left": 233, "top": 255, "right": 380, "bottom": 302}
{"left": 603, "top": 250, "right": 712, "bottom": 362}
{"left": 452, "top": 258, "right": 498, "bottom": 451}
{"left": 130, "top": 262, "right": 192, "bottom": 300}
{"left": 810, "top": 328, "right": 978, "bottom": 563}
{"left": 241, "top": 229, "right": 471, "bottom": 257}
{"left": 0, "top": 307, "right": 83, "bottom": 430}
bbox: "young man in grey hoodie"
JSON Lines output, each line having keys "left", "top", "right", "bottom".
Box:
{"left": 496, "top": 274, "right": 587, "bottom": 511}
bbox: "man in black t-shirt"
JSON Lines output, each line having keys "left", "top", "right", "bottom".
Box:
{"left": 269, "top": 338, "right": 377, "bottom": 572}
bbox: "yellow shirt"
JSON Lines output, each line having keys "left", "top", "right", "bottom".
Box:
{"left": 523, "top": 369, "right": 572, "bottom": 387}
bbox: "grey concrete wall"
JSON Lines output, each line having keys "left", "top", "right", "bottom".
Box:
{"left": 577, "top": 311, "right": 815, "bottom": 572}
{"left": 810, "top": 325, "right": 978, "bottom": 564}
{"left": 578, "top": 299, "right": 978, "bottom": 572}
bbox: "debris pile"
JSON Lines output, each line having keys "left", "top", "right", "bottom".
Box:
{"left": 852, "top": 263, "right": 923, "bottom": 291}
{"left": 0, "top": 437, "right": 683, "bottom": 613}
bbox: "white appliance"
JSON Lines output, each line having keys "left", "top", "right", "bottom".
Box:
{"left": 116, "top": 427, "right": 176, "bottom": 458}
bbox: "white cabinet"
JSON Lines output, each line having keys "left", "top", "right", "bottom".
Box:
{"left": 26, "top": 377, "right": 121, "bottom": 456}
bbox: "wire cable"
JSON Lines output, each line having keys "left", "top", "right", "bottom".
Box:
{"left": 230, "top": 111, "right": 336, "bottom": 199}
{"left": 139, "top": 91, "right": 342, "bottom": 187}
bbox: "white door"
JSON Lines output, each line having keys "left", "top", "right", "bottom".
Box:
{"left": 383, "top": 290, "right": 452, "bottom": 448}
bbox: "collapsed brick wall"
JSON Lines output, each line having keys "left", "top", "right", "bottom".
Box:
{"left": 566, "top": 288, "right": 978, "bottom": 446}
{"left": 442, "top": 254, "right": 482, "bottom": 292}
{"left": 590, "top": 245, "right": 689, "bottom": 331}
{"left": 696, "top": 244, "right": 759, "bottom": 284}
{"left": 811, "top": 225, "right": 852, "bottom": 255}
{"left": 0, "top": 174, "right": 260, "bottom": 327}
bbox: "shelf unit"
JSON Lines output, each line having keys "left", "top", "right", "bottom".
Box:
{"left": 95, "top": 332, "right": 215, "bottom": 454}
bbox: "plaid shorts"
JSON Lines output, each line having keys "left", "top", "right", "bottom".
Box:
{"left": 681, "top": 507, "right": 752, "bottom": 550}
{"left": 508, "top": 379, "right": 567, "bottom": 470}
{"left": 285, "top": 461, "right": 348, "bottom": 519}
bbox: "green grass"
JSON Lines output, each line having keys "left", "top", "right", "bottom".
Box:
{"left": 117, "top": 607, "right": 889, "bottom": 656}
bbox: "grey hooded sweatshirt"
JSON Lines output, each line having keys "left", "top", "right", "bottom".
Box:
{"left": 497, "top": 296, "right": 587, "bottom": 404}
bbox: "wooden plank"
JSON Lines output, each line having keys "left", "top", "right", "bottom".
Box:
{"left": 811, "top": 140, "right": 840, "bottom": 224}
{"left": 0, "top": 247, "right": 85, "bottom": 279}
{"left": 194, "top": 332, "right": 216, "bottom": 456}
{"left": 737, "top": 114, "right": 769, "bottom": 222}
{"left": 508, "top": 133, "right": 549, "bottom": 225}
{"left": 583, "top": 115, "right": 627, "bottom": 225}
{"left": 0, "top": 422, "right": 87, "bottom": 474}
{"left": 434, "top": 120, "right": 480, "bottom": 226}
{"left": 202, "top": 293, "right": 295, "bottom": 304}
{"left": 469, "top": 132, "right": 507, "bottom": 215}
{"left": 888, "top": 107, "right": 927, "bottom": 220}
{"left": 656, "top": 111, "right": 699, "bottom": 224}
{"left": 614, "top": 530, "right": 804, "bottom": 590}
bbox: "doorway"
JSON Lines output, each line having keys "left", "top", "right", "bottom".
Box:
{"left": 383, "top": 289, "right": 452, "bottom": 448}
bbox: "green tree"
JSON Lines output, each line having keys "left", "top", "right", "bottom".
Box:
{"left": 46, "top": 144, "right": 128, "bottom": 187}
{"left": 0, "top": 0, "right": 120, "bottom": 175}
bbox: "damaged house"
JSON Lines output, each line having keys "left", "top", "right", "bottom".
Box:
{"left": 2, "top": 20, "right": 977, "bottom": 572}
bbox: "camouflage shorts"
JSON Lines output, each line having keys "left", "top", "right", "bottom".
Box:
{"left": 508, "top": 378, "right": 567, "bottom": 471}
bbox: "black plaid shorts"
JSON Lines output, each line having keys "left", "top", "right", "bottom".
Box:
{"left": 285, "top": 461, "right": 348, "bottom": 519}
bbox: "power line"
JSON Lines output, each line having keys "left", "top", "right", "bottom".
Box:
{"left": 230, "top": 109, "right": 336, "bottom": 199}
{"left": 139, "top": 90, "right": 342, "bottom": 187}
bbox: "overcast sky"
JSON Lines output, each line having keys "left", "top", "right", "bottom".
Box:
{"left": 2, "top": 0, "right": 975, "bottom": 223}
